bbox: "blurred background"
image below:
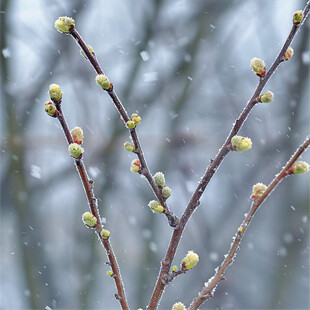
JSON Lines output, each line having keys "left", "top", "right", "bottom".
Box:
{"left": 1, "top": 0, "right": 309, "bottom": 309}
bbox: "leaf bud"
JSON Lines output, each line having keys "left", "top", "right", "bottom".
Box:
{"left": 81, "top": 45, "right": 95, "bottom": 59}
{"left": 126, "top": 120, "right": 136, "bottom": 129}
{"left": 259, "top": 91, "right": 274, "bottom": 103}
{"left": 95, "top": 74, "right": 111, "bottom": 90}
{"left": 54, "top": 16, "right": 75, "bottom": 34}
{"left": 162, "top": 186, "right": 171, "bottom": 198}
{"left": 107, "top": 270, "right": 114, "bottom": 277}
{"left": 153, "top": 172, "right": 165, "bottom": 187}
{"left": 284, "top": 47, "right": 294, "bottom": 61}
{"left": 251, "top": 183, "right": 267, "bottom": 199}
{"left": 44, "top": 101, "right": 58, "bottom": 117}
{"left": 148, "top": 200, "right": 164, "bottom": 214}
{"left": 231, "top": 135, "right": 252, "bottom": 152}
{"left": 49, "top": 83, "right": 63, "bottom": 101}
{"left": 181, "top": 251, "right": 199, "bottom": 270}
{"left": 124, "top": 141, "right": 136, "bottom": 152}
{"left": 130, "top": 159, "right": 141, "bottom": 173}
{"left": 68, "top": 143, "right": 83, "bottom": 159}
{"left": 172, "top": 265, "right": 178, "bottom": 272}
{"left": 100, "top": 229, "right": 110, "bottom": 239}
{"left": 293, "top": 10, "right": 302, "bottom": 25}
{"left": 131, "top": 113, "right": 141, "bottom": 125}
{"left": 172, "top": 302, "right": 186, "bottom": 310}
{"left": 250, "top": 57, "right": 266, "bottom": 77}
{"left": 290, "top": 161, "right": 309, "bottom": 175}
{"left": 238, "top": 227, "right": 243, "bottom": 232}
{"left": 82, "top": 212, "right": 97, "bottom": 227}
{"left": 70, "top": 126, "right": 84, "bottom": 145}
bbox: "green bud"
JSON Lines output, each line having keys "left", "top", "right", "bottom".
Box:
{"left": 68, "top": 143, "right": 83, "bottom": 158}
{"left": 162, "top": 186, "right": 171, "bottom": 198}
{"left": 70, "top": 126, "right": 84, "bottom": 145}
{"left": 82, "top": 212, "right": 97, "bottom": 227}
{"left": 130, "top": 159, "right": 140, "bottom": 173}
{"left": 251, "top": 183, "right": 267, "bottom": 199}
{"left": 231, "top": 135, "right": 252, "bottom": 152}
{"left": 172, "top": 302, "right": 186, "bottom": 310}
{"left": 172, "top": 265, "right": 178, "bottom": 272}
{"left": 96, "top": 74, "right": 111, "bottom": 90}
{"left": 126, "top": 120, "right": 136, "bottom": 129}
{"left": 107, "top": 270, "right": 113, "bottom": 277}
{"left": 285, "top": 47, "right": 294, "bottom": 61}
{"left": 124, "top": 141, "right": 135, "bottom": 152}
{"left": 100, "top": 229, "right": 110, "bottom": 239}
{"left": 292, "top": 161, "right": 309, "bottom": 174}
{"left": 148, "top": 200, "right": 164, "bottom": 214}
{"left": 293, "top": 10, "right": 302, "bottom": 24}
{"left": 131, "top": 113, "right": 141, "bottom": 125}
{"left": 49, "top": 83, "right": 63, "bottom": 101}
{"left": 250, "top": 57, "right": 266, "bottom": 77}
{"left": 259, "top": 91, "right": 274, "bottom": 103}
{"left": 54, "top": 16, "right": 75, "bottom": 34}
{"left": 153, "top": 172, "right": 165, "bottom": 187}
{"left": 181, "top": 251, "right": 199, "bottom": 270}
{"left": 44, "top": 101, "right": 58, "bottom": 117}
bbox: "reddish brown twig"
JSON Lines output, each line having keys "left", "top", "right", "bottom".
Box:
{"left": 147, "top": 2, "right": 310, "bottom": 308}
{"left": 70, "top": 30, "right": 179, "bottom": 228}
{"left": 188, "top": 136, "right": 310, "bottom": 309}
{"left": 53, "top": 101, "right": 129, "bottom": 310}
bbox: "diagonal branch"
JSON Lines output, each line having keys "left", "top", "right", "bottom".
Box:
{"left": 70, "top": 30, "right": 179, "bottom": 228}
{"left": 54, "top": 102, "right": 129, "bottom": 310}
{"left": 188, "top": 136, "right": 310, "bottom": 309}
{"left": 147, "top": 2, "right": 310, "bottom": 308}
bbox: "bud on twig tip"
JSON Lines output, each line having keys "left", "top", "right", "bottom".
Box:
{"left": 54, "top": 16, "right": 75, "bottom": 34}
{"left": 49, "top": 83, "right": 63, "bottom": 102}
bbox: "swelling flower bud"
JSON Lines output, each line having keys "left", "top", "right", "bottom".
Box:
{"left": 131, "top": 113, "right": 141, "bottom": 125}
{"left": 251, "top": 183, "right": 267, "bottom": 199}
{"left": 250, "top": 57, "right": 266, "bottom": 77}
{"left": 49, "top": 83, "right": 62, "bottom": 101}
{"left": 44, "top": 101, "right": 58, "bottom": 117}
{"left": 291, "top": 161, "right": 309, "bottom": 175}
{"left": 172, "top": 302, "right": 186, "bottom": 310}
{"left": 82, "top": 212, "right": 97, "bottom": 227}
{"left": 55, "top": 16, "right": 75, "bottom": 33}
{"left": 293, "top": 10, "right": 302, "bottom": 25}
{"left": 130, "top": 159, "right": 141, "bottom": 173}
{"left": 153, "top": 172, "right": 165, "bottom": 187}
{"left": 124, "top": 142, "right": 135, "bottom": 152}
{"left": 95, "top": 74, "right": 111, "bottom": 90}
{"left": 231, "top": 135, "right": 252, "bottom": 152}
{"left": 100, "top": 229, "right": 110, "bottom": 239}
{"left": 259, "top": 91, "right": 274, "bottom": 103}
{"left": 69, "top": 143, "right": 83, "bottom": 158}
{"left": 182, "top": 251, "right": 199, "bottom": 270}
{"left": 148, "top": 200, "right": 164, "bottom": 214}
{"left": 162, "top": 186, "right": 171, "bottom": 198}
{"left": 285, "top": 47, "right": 294, "bottom": 60}
{"left": 70, "top": 127, "right": 84, "bottom": 144}
{"left": 126, "top": 121, "right": 136, "bottom": 129}
{"left": 172, "top": 265, "right": 178, "bottom": 272}
{"left": 107, "top": 270, "right": 113, "bottom": 277}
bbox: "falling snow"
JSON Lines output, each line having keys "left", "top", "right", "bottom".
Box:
{"left": 30, "top": 165, "right": 41, "bottom": 179}
{"left": 143, "top": 72, "right": 158, "bottom": 82}
{"left": 140, "top": 50, "right": 150, "bottom": 61}
{"left": 2, "top": 48, "right": 11, "bottom": 58}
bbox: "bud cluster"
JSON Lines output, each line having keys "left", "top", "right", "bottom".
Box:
{"left": 126, "top": 113, "right": 142, "bottom": 129}
{"left": 96, "top": 74, "right": 112, "bottom": 91}
{"left": 130, "top": 159, "right": 141, "bottom": 173}
{"left": 250, "top": 57, "right": 266, "bottom": 77}
{"left": 49, "top": 83, "right": 63, "bottom": 102}
{"left": 82, "top": 212, "right": 97, "bottom": 227}
{"left": 153, "top": 172, "right": 172, "bottom": 198}
{"left": 55, "top": 16, "right": 75, "bottom": 34}
{"left": 251, "top": 183, "right": 267, "bottom": 199}
{"left": 148, "top": 200, "right": 164, "bottom": 214}
{"left": 70, "top": 127, "right": 84, "bottom": 145}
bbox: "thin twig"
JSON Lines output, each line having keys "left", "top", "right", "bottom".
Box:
{"left": 70, "top": 30, "right": 179, "bottom": 227}
{"left": 147, "top": 2, "right": 310, "bottom": 308}
{"left": 54, "top": 101, "right": 129, "bottom": 310}
{"left": 188, "top": 136, "right": 310, "bottom": 310}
